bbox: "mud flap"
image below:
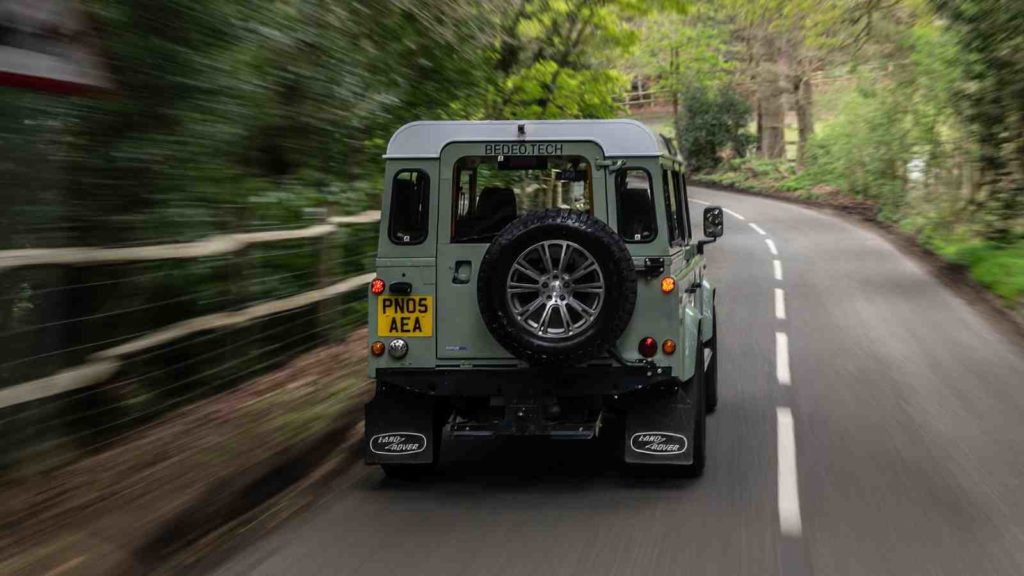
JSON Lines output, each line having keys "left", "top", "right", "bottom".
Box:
{"left": 364, "top": 384, "right": 440, "bottom": 465}
{"left": 623, "top": 384, "right": 696, "bottom": 465}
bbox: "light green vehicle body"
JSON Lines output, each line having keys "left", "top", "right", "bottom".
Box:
{"left": 369, "top": 120, "right": 715, "bottom": 382}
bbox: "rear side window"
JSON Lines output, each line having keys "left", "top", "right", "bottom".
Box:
{"left": 674, "top": 170, "right": 691, "bottom": 241}
{"left": 616, "top": 168, "right": 656, "bottom": 243}
{"left": 388, "top": 170, "right": 429, "bottom": 244}
{"left": 662, "top": 169, "right": 681, "bottom": 244}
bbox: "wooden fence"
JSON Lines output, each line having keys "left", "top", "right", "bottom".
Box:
{"left": 0, "top": 210, "right": 380, "bottom": 410}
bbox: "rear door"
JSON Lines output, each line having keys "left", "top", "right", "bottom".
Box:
{"left": 435, "top": 141, "right": 607, "bottom": 360}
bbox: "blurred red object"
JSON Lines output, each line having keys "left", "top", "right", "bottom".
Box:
{"left": 0, "top": 0, "right": 112, "bottom": 94}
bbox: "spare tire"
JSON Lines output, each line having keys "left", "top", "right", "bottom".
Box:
{"left": 477, "top": 209, "right": 637, "bottom": 365}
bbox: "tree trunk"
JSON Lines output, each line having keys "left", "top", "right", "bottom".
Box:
{"left": 795, "top": 75, "right": 814, "bottom": 167}
{"left": 757, "top": 69, "right": 786, "bottom": 159}
{"left": 756, "top": 36, "right": 786, "bottom": 160}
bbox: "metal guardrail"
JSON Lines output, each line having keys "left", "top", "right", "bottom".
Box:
{"left": 0, "top": 211, "right": 380, "bottom": 410}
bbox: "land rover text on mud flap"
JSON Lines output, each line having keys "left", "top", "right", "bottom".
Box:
{"left": 364, "top": 120, "right": 723, "bottom": 478}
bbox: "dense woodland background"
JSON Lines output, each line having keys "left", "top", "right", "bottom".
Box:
{"left": 0, "top": 0, "right": 1020, "bottom": 470}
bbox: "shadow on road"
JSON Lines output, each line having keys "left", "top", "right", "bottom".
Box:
{"left": 371, "top": 435, "right": 703, "bottom": 492}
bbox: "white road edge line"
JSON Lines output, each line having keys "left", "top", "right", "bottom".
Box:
{"left": 775, "top": 331, "right": 792, "bottom": 385}
{"left": 723, "top": 207, "right": 746, "bottom": 220}
{"left": 777, "top": 407, "right": 803, "bottom": 537}
{"left": 690, "top": 198, "right": 711, "bottom": 205}
{"left": 775, "top": 288, "right": 787, "bottom": 320}
{"left": 773, "top": 259, "right": 783, "bottom": 281}
{"left": 765, "top": 238, "right": 778, "bottom": 255}
{"left": 749, "top": 223, "right": 767, "bottom": 235}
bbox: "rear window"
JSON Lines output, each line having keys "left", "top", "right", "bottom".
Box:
{"left": 616, "top": 168, "right": 656, "bottom": 242}
{"left": 452, "top": 155, "right": 593, "bottom": 243}
{"left": 388, "top": 170, "right": 429, "bottom": 244}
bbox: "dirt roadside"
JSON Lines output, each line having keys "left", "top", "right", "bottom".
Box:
{"left": 0, "top": 328, "right": 372, "bottom": 576}
{"left": 692, "top": 179, "right": 1024, "bottom": 345}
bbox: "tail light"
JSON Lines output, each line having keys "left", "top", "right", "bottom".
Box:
{"left": 638, "top": 336, "right": 658, "bottom": 358}
{"left": 660, "top": 277, "right": 676, "bottom": 293}
{"left": 370, "top": 278, "right": 386, "bottom": 295}
{"left": 370, "top": 341, "right": 386, "bottom": 356}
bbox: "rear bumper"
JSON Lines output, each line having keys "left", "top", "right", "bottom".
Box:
{"left": 375, "top": 365, "right": 674, "bottom": 398}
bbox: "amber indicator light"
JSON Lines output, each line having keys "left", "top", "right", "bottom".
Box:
{"left": 662, "top": 339, "right": 677, "bottom": 355}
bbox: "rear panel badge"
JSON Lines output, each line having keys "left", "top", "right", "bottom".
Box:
{"left": 370, "top": 432, "right": 427, "bottom": 455}
{"left": 630, "top": 432, "right": 687, "bottom": 455}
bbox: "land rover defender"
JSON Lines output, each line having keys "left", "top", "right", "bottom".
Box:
{"left": 365, "top": 120, "right": 723, "bottom": 478}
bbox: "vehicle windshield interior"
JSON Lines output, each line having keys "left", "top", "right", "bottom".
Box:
{"left": 452, "top": 155, "right": 593, "bottom": 242}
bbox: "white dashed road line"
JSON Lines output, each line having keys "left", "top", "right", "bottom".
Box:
{"left": 776, "top": 407, "right": 803, "bottom": 537}
{"left": 712, "top": 200, "right": 805, "bottom": 550}
{"left": 775, "top": 331, "right": 791, "bottom": 385}
{"left": 690, "top": 198, "right": 711, "bottom": 205}
{"left": 724, "top": 207, "right": 746, "bottom": 220}
{"left": 775, "top": 288, "right": 787, "bottom": 320}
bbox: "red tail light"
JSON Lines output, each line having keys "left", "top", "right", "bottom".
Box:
{"left": 370, "top": 278, "right": 386, "bottom": 295}
{"left": 638, "top": 336, "right": 658, "bottom": 358}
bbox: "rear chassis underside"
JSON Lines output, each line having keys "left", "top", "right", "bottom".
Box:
{"left": 369, "top": 365, "right": 675, "bottom": 440}
{"left": 365, "top": 365, "right": 701, "bottom": 467}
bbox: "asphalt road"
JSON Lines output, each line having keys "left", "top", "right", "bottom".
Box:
{"left": 209, "top": 187, "right": 1024, "bottom": 576}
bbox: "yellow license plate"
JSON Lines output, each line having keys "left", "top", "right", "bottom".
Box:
{"left": 377, "top": 296, "right": 432, "bottom": 337}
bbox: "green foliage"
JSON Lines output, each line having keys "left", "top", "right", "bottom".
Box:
{"left": 632, "top": 16, "right": 736, "bottom": 95}
{"left": 676, "top": 85, "right": 754, "bottom": 171}
{"left": 777, "top": 19, "right": 969, "bottom": 217}
{"left": 486, "top": 0, "right": 649, "bottom": 120}
{"left": 1, "top": 0, "right": 498, "bottom": 249}
{"left": 926, "top": 238, "right": 1024, "bottom": 303}
{"left": 931, "top": 0, "right": 1024, "bottom": 242}
{"left": 795, "top": 85, "right": 907, "bottom": 214}
{"left": 701, "top": 13, "right": 1023, "bottom": 305}
{"left": 702, "top": 157, "right": 796, "bottom": 190}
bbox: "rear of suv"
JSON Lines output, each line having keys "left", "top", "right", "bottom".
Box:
{"left": 365, "top": 120, "right": 724, "bottom": 478}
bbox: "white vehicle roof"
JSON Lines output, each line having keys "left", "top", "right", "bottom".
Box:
{"left": 384, "top": 119, "right": 676, "bottom": 160}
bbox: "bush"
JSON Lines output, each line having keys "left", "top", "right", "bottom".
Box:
{"left": 676, "top": 84, "right": 754, "bottom": 172}
{"left": 929, "top": 238, "right": 1024, "bottom": 303}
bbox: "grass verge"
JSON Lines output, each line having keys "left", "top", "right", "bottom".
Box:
{"left": 697, "top": 159, "right": 1023, "bottom": 310}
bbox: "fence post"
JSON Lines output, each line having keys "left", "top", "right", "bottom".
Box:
{"left": 316, "top": 207, "right": 333, "bottom": 343}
